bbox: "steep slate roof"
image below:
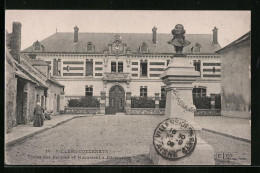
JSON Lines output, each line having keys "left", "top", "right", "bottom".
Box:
{"left": 29, "top": 59, "right": 49, "bottom": 66}
{"left": 46, "top": 78, "right": 65, "bottom": 88}
{"left": 215, "top": 31, "right": 250, "bottom": 53}
{"left": 21, "top": 55, "right": 64, "bottom": 88}
{"left": 22, "top": 32, "right": 221, "bottom": 54}
{"left": 15, "top": 61, "right": 48, "bottom": 89}
{"left": 6, "top": 46, "right": 37, "bottom": 84}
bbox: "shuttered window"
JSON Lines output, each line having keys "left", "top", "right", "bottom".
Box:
{"left": 86, "top": 60, "right": 93, "bottom": 76}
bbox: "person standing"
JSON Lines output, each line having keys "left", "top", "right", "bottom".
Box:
{"left": 33, "top": 102, "right": 44, "bottom": 127}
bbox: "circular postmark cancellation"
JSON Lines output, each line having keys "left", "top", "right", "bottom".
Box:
{"left": 153, "top": 118, "right": 197, "bottom": 161}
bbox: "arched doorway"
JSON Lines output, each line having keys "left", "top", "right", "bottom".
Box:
{"left": 108, "top": 85, "right": 125, "bottom": 114}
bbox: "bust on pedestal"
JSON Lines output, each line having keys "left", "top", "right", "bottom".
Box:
{"left": 149, "top": 24, "right": 215, "bottom": 165}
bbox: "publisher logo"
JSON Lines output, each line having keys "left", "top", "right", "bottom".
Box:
{"left": 215, "top": 151, "right": 232, "bottom": 161}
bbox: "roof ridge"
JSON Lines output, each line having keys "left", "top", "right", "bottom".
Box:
{"left": 55, "top": 32, "right": 212, "bottom": 35}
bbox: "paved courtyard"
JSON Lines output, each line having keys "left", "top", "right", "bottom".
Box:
{"left": 5, "top": 115, "right": 250, "bottom": 165}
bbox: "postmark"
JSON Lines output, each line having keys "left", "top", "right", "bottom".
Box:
{"left": 153, "top": 118, "right": 197, "bottom": 161}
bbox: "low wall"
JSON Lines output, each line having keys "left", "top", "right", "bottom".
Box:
{"left": 64, "top": 107, "right": 100, "bottom": 114}
{"left": 195, "top": 109, "right": 221, "bottom": 116}
{"left": 128, "top": 108, "right": 165, "bottom": 115}
{"left": 221, "top": 110, "right": 250, "bottom": 119}
{"left": 128, "top": 108, "right": 221, "bottom": 116}
{"left": 64, "top": 107, "right": 221, "bottom": 116}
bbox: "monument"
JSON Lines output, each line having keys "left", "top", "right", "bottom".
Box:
{"left": 149, "top": 24, "right": 215, "bottom": 165}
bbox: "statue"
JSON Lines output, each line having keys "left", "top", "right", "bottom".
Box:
{"left": 167, "top": 24, "right": 191, "bottom": 54}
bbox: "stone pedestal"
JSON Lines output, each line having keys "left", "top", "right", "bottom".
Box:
{"left": 149, "top": 137, "right": 215, "bottom": 165}
{"left": 149, "top": 56, "right": 215, "bottom": 165}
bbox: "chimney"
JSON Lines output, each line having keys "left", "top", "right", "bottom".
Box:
{"left": 212, "top": 27, "right": 218, "bottom": 45}
{"left": 74, "top": 26, "right": 79, "bottom": 43}
{"left": 152, "top": 26, "right": 157, "bottom": 44}
{"left": 10, "top": 22, "right": 22, "bottom": 62}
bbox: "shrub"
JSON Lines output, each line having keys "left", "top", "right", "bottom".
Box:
{"left": 215, "top": 94, "right": 221, "bottom": 109}
{"left": 68, "top": 99, "right": 80, "bottom": 107}
{"left": 131, "top": 97, "right": 155, "bottom": 108}
{"left": 68, "top": 96, "right": 100, "bottom": 107}
{"left": 159, "top": 97, "right": 166, "bottom": 108}
{"left": 193, "top": 96, "right": 211, "bottom": 109}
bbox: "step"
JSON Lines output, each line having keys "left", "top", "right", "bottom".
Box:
{"left": 116, "top": 113, "right": 126, "bottom": 116}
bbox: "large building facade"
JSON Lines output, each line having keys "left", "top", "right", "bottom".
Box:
{"left": 22, "top": 26, "right": 222, "bottom": 114}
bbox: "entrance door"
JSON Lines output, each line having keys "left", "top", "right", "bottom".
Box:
{"left": 57, "top": 94, "right": 60, "bottom": 112}
{"left": 109, "top": 85, "right": 125, "bottom": 114}
{"left": 16, "top": 78, "right": 25, "bottom": 124}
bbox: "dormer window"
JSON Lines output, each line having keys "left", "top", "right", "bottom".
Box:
{"left": 140, "top": 42, "right": 149, "bottom": 53}
{"left": 194, "top": 43, "right": 201, "bottom": 53}
{"left": 35, "top": 44, "right": 40, "bottom": 50}
{"left": 86, "top": 42, "right": 95, "bottom": 52}
{"left": 33, "top": 40, "right": 44, "bottom": 51}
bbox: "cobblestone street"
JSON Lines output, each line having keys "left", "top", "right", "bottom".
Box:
{"left": 5, "top": 115, "right": 250, "bottom": 165}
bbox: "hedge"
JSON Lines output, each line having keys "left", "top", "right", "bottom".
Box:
{"left": 131, "top": 97, "right": 155, "bottom": 108}
{"left": 68, "top": 96, "right": 100, "bottom": 107}
{"left": 159, "top": 97, "right": 166, "bottom": 108}
{"left": 215, "top": 94, "right": 221, "bottom": 109}
{"left": 193, "top": 97, "right": 211, "bottom": 109}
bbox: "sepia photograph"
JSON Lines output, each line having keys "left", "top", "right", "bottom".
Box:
{"left": 5, "top": 10, "right": 251, "bottom": 165}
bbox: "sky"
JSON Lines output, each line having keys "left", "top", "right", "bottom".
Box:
{"left": 5, "top": 10, "right": 250, "bottom": 50}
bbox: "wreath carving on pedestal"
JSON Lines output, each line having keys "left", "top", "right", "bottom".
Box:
{"left": 172, "top": 89, "right": 196, "bottom": 113}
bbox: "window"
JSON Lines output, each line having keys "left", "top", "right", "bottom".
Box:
{"left": 41, "top": 96, "right": 44, "bottom": 107}
{"left": 35, "top": 44, "right": 41, "bottom": 50}
{"left": 86, "top": 42, "right": 95, "bottom": 52}
{"left": 213, "top": 67, "right": 216, "bottom": 73}
{"left": 85, "top": 86, "right": 93, "bottom": 96}
{"left": 111, "top": 61, "right": 116, "bottom": 73}
{"left": 33, "top": 41, "right": 44, "bottom": 51}
{"left": 53, "top": 59, "right": 61, "bottom": 76}
{"left": 53, "top": 59, "right": 57, "bottom": 75}
{"left": 161, "top": 87, "right": 166, "bottom": 99}
{"left": 193, "top": 60, "right": 201, "bottom": 72}
{"left": 194, "top": 45, "right": 200, "bottom": 52}
{"left": 110, "top": 62, "right": 123, "bottom": 73}
{"left": 194, "top": 43, "right": 201, "bottom": 53}
{"left": 140, "top": 86, "right": 147, "bottom": 97}
{"left": 86, "top": 60, "right": 93, "bottom": 76}
{"left": 36, "top": 95, "right": 40, "bottom": 103}
{"left": 118, "top": 62, "right": 123, "bottom": 73}
{"left": 140, "top": 61, "right": 147, "bottom": 77}
{"left": 192, "top": 88, "right": 206, "bottom": 98}
{"left": 167, "top": 60, "right": 170, "bottom": 66}
{"left": 57, "top": 60, "right": 61, "bottom": 76}
{"left": 141, "top": 44, "right": 147, "bottom": 52}
{"left": 87, "top": 44, "right": 93, "bottom": 52}
{"left": 140, "top": 43, "right": 148, "bottom": 53}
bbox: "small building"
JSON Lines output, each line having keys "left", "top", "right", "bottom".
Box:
{"left": 22, "top": 26, "right": 222, "bottom": 114}
{"left": 5, "top": 22, "right": 65, "bottom": 133}
{"left": 216, "top": 32, "right": 251, "bottom": 119}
